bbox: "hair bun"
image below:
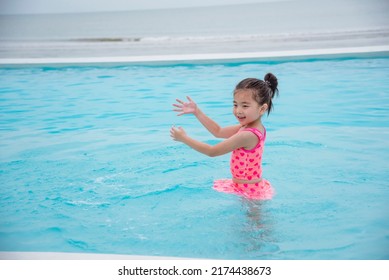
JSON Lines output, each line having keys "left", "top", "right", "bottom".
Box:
{"left": 264, "top": 73, "right": 279, "bottom": 98}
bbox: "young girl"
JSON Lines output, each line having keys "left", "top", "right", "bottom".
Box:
{"left": 170, "top": 73, "right": 279, "bottom": 200}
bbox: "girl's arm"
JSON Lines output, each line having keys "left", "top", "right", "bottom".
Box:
{"left": 170, "top": 126, "right": 257, "bottom": 157}
{"left": 173, "top": 96, "right": 241, "bottom": 138}
{"left": 194, "top": 107, "right": 241, "bottom": 139}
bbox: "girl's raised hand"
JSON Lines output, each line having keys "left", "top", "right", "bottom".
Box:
{"left": 170, "top": 126, "right": 187, "bottom": 142}
{"left": 173, "top": 96, "right": 197, "bottom": 116}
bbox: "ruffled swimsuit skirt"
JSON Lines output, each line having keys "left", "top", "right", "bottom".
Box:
{"left": 213, "top": 179, "right": 274, "bottom": 200}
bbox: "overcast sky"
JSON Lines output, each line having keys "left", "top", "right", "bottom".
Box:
{"left": 0, "top": 0, "right": 284, "bottom": 14}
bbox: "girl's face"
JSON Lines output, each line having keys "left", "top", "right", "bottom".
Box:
{"left": 233, "top": 89, "right": 267, "bottom": 126}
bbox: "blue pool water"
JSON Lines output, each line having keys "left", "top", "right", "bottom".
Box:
{"left": 0, "top": 56, "right": 388, "bottom": 259}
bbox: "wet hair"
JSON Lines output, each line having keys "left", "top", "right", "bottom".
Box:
{"left": 234, "top": 73, "right": 279, "bottom": 115}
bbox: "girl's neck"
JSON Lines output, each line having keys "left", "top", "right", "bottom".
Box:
{"left": 242, "top": 118, "right": 264, "bottom": 132}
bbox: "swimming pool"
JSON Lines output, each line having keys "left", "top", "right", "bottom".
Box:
{"left": 0, "top": 55, "right": 388, "bottom": 259}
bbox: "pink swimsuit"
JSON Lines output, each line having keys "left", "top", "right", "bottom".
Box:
{"left": 213, "top": 127, "right": 274, "bottom": 200}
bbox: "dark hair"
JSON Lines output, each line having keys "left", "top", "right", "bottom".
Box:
{"left": 234, "top": 73, "right": 279, "bottom": 115}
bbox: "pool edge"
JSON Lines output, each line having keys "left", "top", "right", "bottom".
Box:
{"left": 0, "top": 251, "right": 194, "bottom": 260}
{"left": 1, "top": 45, "right": 389, "bottom": 67}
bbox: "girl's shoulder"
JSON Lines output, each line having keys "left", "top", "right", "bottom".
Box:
{"left": 241, "top": 126, "right": 266, "bottom": 137}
